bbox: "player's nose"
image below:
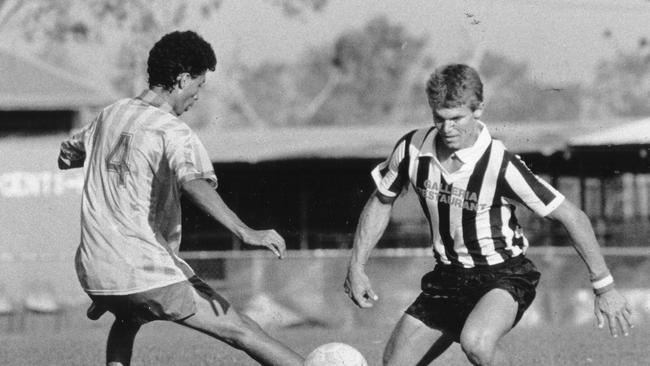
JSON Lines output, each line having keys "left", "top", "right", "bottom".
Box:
{"left": 440, "top": 120, "right": 455, "bottom": 132}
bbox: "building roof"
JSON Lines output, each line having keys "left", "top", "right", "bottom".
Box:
{"left": 199, "top": 121, "right": 597, "bottom": 163}
{"left": 569, "top": 117, "right": 650, "bottom": 147}
{"left": 5, "top": 120, "right": 605, "bottom": 163}
{"left": 0, "top": 47, "right": 114, "bottom": 111}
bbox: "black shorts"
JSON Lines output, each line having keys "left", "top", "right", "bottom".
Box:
{"left": 87, "top": 276, "right": 230, "bottom": 325}
{"left": 405, "top": 255, "right": 540, "bottom": 339}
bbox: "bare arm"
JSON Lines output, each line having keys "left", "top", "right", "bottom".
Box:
{"left": 344, "top": 191, "right": 394, "bottom": 308}
{"left": 546, "top": 199, "right": 633, "bottom": 337}
{"left": 181, "top": 178, "right": 286, "bottom": 258}
{"left": 350, "top": 192, "right": 394, "bottom": 268}
{"left": 546, "top": 200, "right": 609, "bottom": 280}
{"left": 58, "top": 120, "right": 95, "bottom": 170}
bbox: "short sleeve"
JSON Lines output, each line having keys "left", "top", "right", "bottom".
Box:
{"left": 503, "top": 153, "right": 564, "bottom": 216}
{"left": 371, "top": 131, "right": 415, "bottom": 198}
{"left": 164, "top": 125, "right": 218, "bottom": 188}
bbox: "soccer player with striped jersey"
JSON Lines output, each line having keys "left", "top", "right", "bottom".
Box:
{"left": 58, "top": 31, "right": 303, "bottom": 366}
{"left": 344, "top": 64, "right": 632, "bottom": 366}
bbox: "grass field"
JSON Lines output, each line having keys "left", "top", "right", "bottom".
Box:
{"left": 0, "top": 312, "right": 646, "bottom": 366}
{"left": 2, "top": 251, "right": 648, "bottom": 365}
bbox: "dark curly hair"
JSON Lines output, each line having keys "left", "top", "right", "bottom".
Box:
{"left": 147, "top": 30, "right": 217, "bottom": 90}
{"left": 426, "top": 64, "right": 483, "bottom": 111}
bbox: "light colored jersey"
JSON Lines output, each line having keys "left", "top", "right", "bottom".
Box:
{"left": 59, "top": 90, "right": 217, "bottom": 295}
{"left": 373, "top": 122, "right": 565, "bottom": 268}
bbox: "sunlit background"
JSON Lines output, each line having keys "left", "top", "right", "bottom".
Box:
{"left": 0, "top": 1, "right": 649, "bottom": 364}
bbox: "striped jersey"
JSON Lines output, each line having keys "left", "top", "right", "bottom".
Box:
{"left": 59, "top": 90, "right": 217, "bottom": 295}
{"left": 372, "top": 122, "right": 565, "bottom": 268}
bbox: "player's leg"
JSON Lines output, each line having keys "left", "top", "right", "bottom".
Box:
{"left": 459, "top": 288, "right": 518, "bottom": 366}
{"left": 177, "top": 285, "right": 303, "bottom": 366}
{"left": 106, "top": 319, "right": 142, "bottom": 366}
{"left": 383, "top": 267, "right": 468, "bottom": 365}
{"left": 383, "top": 313, "right": 454, "bottom": 366}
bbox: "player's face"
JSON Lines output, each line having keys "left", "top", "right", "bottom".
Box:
{"left": 433, "top": 104, "right": 482, "bottom": 151}
{"left": 174, "top": 72, "right": 207, "bottom": 116}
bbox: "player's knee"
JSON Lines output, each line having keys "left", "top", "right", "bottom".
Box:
{"left": 460, "top": 332, "right": 495, "bottom": 366}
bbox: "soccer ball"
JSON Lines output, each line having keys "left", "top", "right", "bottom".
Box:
{"left": 304, "top": 342, "right": 368, "bottom": 366}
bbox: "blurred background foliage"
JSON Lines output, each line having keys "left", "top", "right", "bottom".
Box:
{"left": 1, "top": 0, "right": 649, "bottom": 129}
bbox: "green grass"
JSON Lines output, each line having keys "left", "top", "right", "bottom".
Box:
{"left": 0, "top": 314, "right": 646, "bottom": 366}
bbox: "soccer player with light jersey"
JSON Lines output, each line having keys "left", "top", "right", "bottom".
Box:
{"left": 344, "top": 64, "right": 633, "bottom": 366}
{"left": 58, "top": 31, "right": 303, "bottom": 366}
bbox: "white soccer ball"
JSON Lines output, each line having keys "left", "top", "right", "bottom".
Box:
{"left": 304, "top": 342, "right": 368, "bottom": 366}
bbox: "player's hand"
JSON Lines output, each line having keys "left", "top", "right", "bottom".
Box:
{"left": 243, "top": 229, "right": 286, "bottom": 259}
{"left": 344, "top": 264, "right": 379, "bottom": 308}
{"left": 594, "top": 288, "right": 633, "bottom": 338}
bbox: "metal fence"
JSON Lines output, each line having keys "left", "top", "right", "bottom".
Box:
{"left": 181, "top": 247, "right": 650, "bottom": 329}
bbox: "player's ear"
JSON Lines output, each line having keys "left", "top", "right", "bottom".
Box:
{"left": 473, "top": 102, "right": 485, "bottom": 118}
{"left": 176, "top": 73, "right": 190, "bottom": 90}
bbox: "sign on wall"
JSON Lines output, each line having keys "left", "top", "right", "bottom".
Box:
{"left": 0, "top": 135, "right": 84, "bottom": 299}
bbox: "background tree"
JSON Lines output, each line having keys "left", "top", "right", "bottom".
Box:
{"left": 234, "top": 14, "right": 591, "bottom": 128}
{"left": 0, "top": 0, "right": 328, "bottom": 129}
{"left": 0, "top": 0, "right": 223, "bottom": 95}
{"left": 0, "top": 0, "right": 327, "bottom": 94}
{"left": 228, "top": 16, "right": 430, "bottom": 127}
{"left": 587, "top": 30, "right": 650, "bottom": 118}
{"left": 323, "top": 16, "right": 430, "bottom": 126}
{"left": 6, "top": 1, "right": 626, "bottom": 128}
{"left": 478, "top": 52, "right": 584, "bottom": 122}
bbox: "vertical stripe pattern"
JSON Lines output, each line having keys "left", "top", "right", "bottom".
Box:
{"left": 370, "top": 125, "right": 565, "bottom": 268}
{"left": 66, "top": 90, "right": 219, "bottom": 295}
{"left": 461, "top": 142, "right": 492, "bottom": 265}
{"left": 436, "top": 174, "right": 458, "bottom": 264}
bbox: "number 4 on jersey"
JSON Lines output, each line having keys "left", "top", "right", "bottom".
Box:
{"left": 106, "top": 132, "right": 133, "bottom": 186}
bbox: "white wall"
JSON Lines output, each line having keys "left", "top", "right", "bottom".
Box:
{"left": 0, "top": 135, "right": 85, "bottom": 302}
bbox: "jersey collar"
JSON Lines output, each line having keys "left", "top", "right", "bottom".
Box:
{"left": 419, "top": 121, "right": 492, "bottom": 165}
{"left": 136, "top": 89, "right": 174, "bottom": 114}
{"left": 453, "top": 121, "right": 491, "bottom": 164}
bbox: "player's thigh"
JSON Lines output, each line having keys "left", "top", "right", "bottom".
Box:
{"left": 460, "top": 288, "right": 518, "bottom": 349}
{"left": 176, "top": 286, "right": 261, "bottom": 344}
{"left": 383, "top": 313, "right": 454, "bottom": 366}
